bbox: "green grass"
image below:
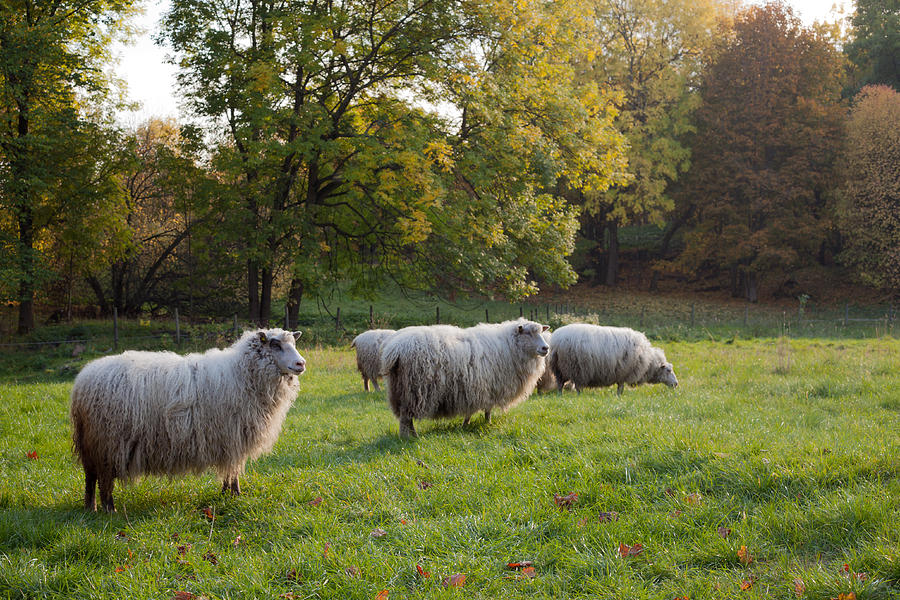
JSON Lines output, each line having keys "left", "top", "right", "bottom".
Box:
{"left": 1, "top": 337, "right": 900, "bottom": 598}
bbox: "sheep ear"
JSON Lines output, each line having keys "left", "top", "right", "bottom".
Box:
{"left": 257, "top": 331, "right": 267, "bottom": 343}
{"left": 541, "top": 325, "right": 550, "bottom": 332}
{"left": 517, "top": 325, "right": 524, "bottom": 334}
{"left": 292, "top": 331, "right": 302, "bottom": 342}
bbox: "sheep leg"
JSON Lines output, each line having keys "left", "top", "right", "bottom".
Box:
{"left": 484, "top": 410, "right": 492, "bottom": 424}
{"left": 399, "top": 417, "right": 417, "bottom": 439}
{"left": 98, "top": 472, "right": 116, "bottom": 513}
{"left": 463, "top": 415, "right": 471, "bottom": 426}
{"left": 221, "top": 475, "right": 241, "bottom": 496}
{"left": 83, "top": 465, "right": 98, "bottom": 512}
{"left": 617, "top": 383, "right": 624, "bottom": 396}
{"left": 363, "top": 377, "right": 370, "bottom": 392}
{"left": 372, "top": 378, "right": 381, "bottom": 392}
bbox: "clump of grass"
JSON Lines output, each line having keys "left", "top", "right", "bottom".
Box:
{"left": 775, "top": 336, "right": 793, "bottom": 374}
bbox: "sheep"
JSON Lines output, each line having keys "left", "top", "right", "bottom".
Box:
{"left": 536, "top": 330, "right": 558, "bottom": 392}
{"left": 350, "top": 329, "right": 396, "bottom": 391}
{"left": 547, "top": 324, "right": 677, "bottom": 395}
{"left": 69, "top": 329, "right": 306, "bottom": 512}
{"left": 380, "top": 318, "right": 549, "bottom": 438}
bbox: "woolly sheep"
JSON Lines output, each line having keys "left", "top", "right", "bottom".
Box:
{"left": 380, "top": 319, "right": 549, "bottom": 438}
{"left": 536, "top": 330, "right": 558, "bottom": 392}
{"left": 69, "top": 329, "right": 306, "bottom": 512}
{"left": 547, "top": 324, "right": 677, "bottom": 395}
{"left": 350, "top": 329, "right": 396, "bottom": 391}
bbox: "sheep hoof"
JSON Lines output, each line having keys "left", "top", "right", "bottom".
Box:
{"left": 484, "top": 411, "right": 491, "bottom": 424}
{"left": 463, "top": 416, "right": 471, "bottom": 426}
{"left": 399, "top": 419, "right": 417, "bottom": 439}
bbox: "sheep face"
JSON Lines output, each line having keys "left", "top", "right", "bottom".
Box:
{"left": 651, "top": 362, "right": 678, "bottom": 388}
{"left": 258, "top": 330, "right": 306, "bottom": 375}
{"left": 516, "top": 322, "right": 550, "bottom": 358}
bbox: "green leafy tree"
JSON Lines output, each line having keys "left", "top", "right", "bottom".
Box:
{"left": 576, "top": 0, "right": 722, "bottom": 286}
{"left": 836, "top": 85, "right": 900, "bottom": 291}
{"left": 846, "top": 0, "right": 900, "bottom": 92}
{"left": 0, "top": 0, "right": 136, "bottom": 333}
{"left": 162, "top": 0, "right": 625, "bottom": 325}
{"left": 673, "top": 2, "right": 845, "bottom": 301}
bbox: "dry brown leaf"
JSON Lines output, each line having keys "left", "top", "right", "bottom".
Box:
{"left": 172, "top": 593, "right": 195, "bottom": 600}
{"left": 114, "top": 531, "right": 129, "bottom": 541}
{"left": 520, "top": 566, "right": 536, "bottom": 579}
{"left": 322, "top": 542, "right": 331, "bottom": 557}
{"left": 417, "top": 481, "right": 433, "bottom": 490}
{"left": 793, "top": 578, "right": 805, "bottom": 597}
{"left": 416, "top": 564, "right": 430, "bottom": 578}
{"left": 200, "top": 507, "right": 214, "bottom": 520}
{"left": 717, "top": 526, "right": 731, "bottom": 538}
{"left": 618, "top": 543, "right": 644, "bottom": 557}
{"left": 442, "top": 573, "right": 466, "bottom": 588}
{"left": 232, "top": 535, "right": 242, "bottom": 546}
{"left": 26, "top": 451, "right": 38, "bottom": 460}
{"left": 285, "top": 568, "right": 300, "bottom": 582}
{"left": 506, "top": 561, "right": 534, "bottom": 570}
{"left": 554, "top": 492, "right": 578, "bottom": 510}
{"left": 831, "top": 594, "right": 856, "bottom": 600}
{"left": 308, "top": 496, "right": 323, "bottom": 507}
{"left": 737, "top": 545, "right": 753, "bottom": 566}
{"left": 370, "top": 528, "right": 387, "bottom": 538}
{"left": 684, "top": 493, "right": 702, "bottom": 505}
{"left": 177, "top": 544, "right": 192, "bottom": 555}
{"left": 375, "top": 591, "right": 389, "bottom": 600}
{"left": 114, "top": 565, "right": 129, "bottom": 573}
{"left": 740, "top": 580, "right": 752, "bottom": 591}
{"left": 202, "top": 551, "right": 217, "bottom": 565}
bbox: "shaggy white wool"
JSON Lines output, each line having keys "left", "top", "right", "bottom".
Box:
{"left": 547, "top": 324, "right": 677, "bottom": 394}
{"left": 70, "top": 328, "right": 305, "bottom": 510}
{"left": 351, "top": 329, "right": 396, "bottom": 391}
{"left": 380, "top": 318, "right": 549, "bottom": 437}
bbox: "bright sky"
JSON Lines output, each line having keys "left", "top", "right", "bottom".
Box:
{"left": 113, "top": 0, "right": 852, "bottom": 124}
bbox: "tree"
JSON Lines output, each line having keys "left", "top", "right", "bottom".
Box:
{"left": 162, "top": 0, "right": 626, "bottom": 325}
{"left": 836, "top": 85, "right": 900, "bottom": 291}
{"left": 673, "top": 2, "right": 845, "bottom": 301}
{"left": 0, "top": 0, "right": 136, "bottom": 333}
{"left": 845, "top": 0, "right": 900, "bottom": 92}
{"left": 577, "top": 0, "right": 722, "bottom": 286}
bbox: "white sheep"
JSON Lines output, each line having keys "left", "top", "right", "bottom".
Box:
{"left": 547, "top": 324, "right": 677, "bottom": 395}
{"left": 379, "top": 319, "right": 549, "bottom": 438}
{"left": 69, "top": 329, "right": 306, "bottom": 512}
{"left": 350, "top": 329, "right": 396, "bottom": 391}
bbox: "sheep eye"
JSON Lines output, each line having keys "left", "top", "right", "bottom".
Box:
{"left": 270, "top": 340, "right": 282, "bottom": 350}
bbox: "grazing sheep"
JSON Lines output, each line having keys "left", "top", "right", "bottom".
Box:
{"left": 548, "top": 324, "right": 677, "bottom": 395}
{"left": 536, "top": 330, "right": 558, "bottom": 392}
{"left": 351, "top": 329, "right": 396, "bottom": 391}
{"left": 69, "top": 329, "right": 306, "bottom": 512}
{"left": 380, "top": 319, "right": 549, "bottom": 438}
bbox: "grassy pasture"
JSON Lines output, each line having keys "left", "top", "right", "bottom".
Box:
{"left": 1, "top": 337, "right": 899, "bottom": 599}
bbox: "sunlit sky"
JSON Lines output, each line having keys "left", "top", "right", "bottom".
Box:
{"left": 114, "top": 0, "right": 852, "bottom": 125}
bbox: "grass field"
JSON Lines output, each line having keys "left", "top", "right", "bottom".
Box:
{"left": 1, "top": 336, "right": 899, "bottom": 599}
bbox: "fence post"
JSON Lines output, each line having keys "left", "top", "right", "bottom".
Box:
{"left": 113, "top": 307, "right": 119, "bottom": 351}
{"left": 369, "top": 305, "right": 374, "bottom": 328}
{"left": 175, "top": 307, "right": 181, "bottom": 347}
{"left": 519, "top": 306, "right": 523, "bottom": 318}
{"left": 336, "top": 307, "right": 341, "bottom": 330}
{"left": 485, "top": 308, "right": 489, "bottom": 323}
{"left": 436, "top": 306, "right": 440, "bottom": 324}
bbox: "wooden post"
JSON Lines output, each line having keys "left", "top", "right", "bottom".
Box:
{"left": 369, "top": 305, "right": 374, "bottom": 328}
{"left": 113, "top": 307, "right": 119, "bottom": 351}
{"left": 336, "top": 307, "right": 341, "bottom": 330}
{"left": 519, "top": 306, "right": 523, "bottom": 318}
{"left": 485, "top": 308, "right": 489, "bottom": 323}
{"left": 175, "top": 307, "right": 181, "bottom": 347}
{"left": 436, "top": 306, "right": 440, "bottom": 324}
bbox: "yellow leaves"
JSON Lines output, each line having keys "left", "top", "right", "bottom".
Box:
{"left": 424, "top": 141, "right": 454, "bottom": 172}
{"left": 737, "top": 546, "right": 753, "bottom": 566}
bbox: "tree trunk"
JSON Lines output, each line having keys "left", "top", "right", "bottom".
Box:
{"left": 287, "top": 277, "right": 303, "bottom": 329}
{"left": 85, "top": 275, "right": 110, "bottom": 316}
{"left": 259, "top": 266, "right": 273, "bottom": 327}
{"left": 248, "top": 259, "right": 260, "bottom": 324}
{"left": 731, "top": 267, "right": 741, "bottom": 298}
{"left": 16, "top": 207, "right": 35, "bottom": 334}
{"left": 604, "top": 221, "right": 619, "bottom": 287}
{"left": 745, "top": 271, "right": 759, "bottom": 303}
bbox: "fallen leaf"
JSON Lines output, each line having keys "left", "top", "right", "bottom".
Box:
{"left": 520, "top": 566, "right": 536, "bottom": 579}
{"left": 738, "top": 545, "right": 753, "bottom": 566}
{"left": 114, "top": 531, "right": 129, "bottom": 541}
{"left": 285, "top": 568, "right": 300, "bottom": 582}
{"left": 375, "top": 591, "right": 389, "bottom": 600}
{"left": 114, "top": 565, "right": 130, "bottom": 573}
{"left": 831, "top": 594, "right": 856, "bottom": 600}
{"left": 200, "top": 507, "right": 214, "bottom": 520}
{"left": 416, "top": 564, "right": 430, "bottom": 578}
{"left": 345, "top": 566, "right": 361, "bottom": 577}
{"left": 717, "top": 527, "right": 731, "bottom": 538}
{"left": 554, "top": 492, "right": 578, "bottom": 509}
{"left": 598, "top": 511, "right": 619, "bottom": 523}
{"left": 684, "top": 493, "right": 702, "bottom": 505}
{"left": 793, "top": 578, "right": 805, "bottom": 597}
{"left": 400, "top": 519, "right": 407, "bottom": 525}
{"left": 279, "top": 594, "right": 297, "bottom": 599}
{"left": 740, "top": 580, "right": 752, "bottom": 591}
{"left": 370, "top": 528, "right": 387, "bottom": 538}
{"left": 674, "top": 596, "right": 690, "bottom": 600}
{"left": 417, "top": 481, "right": 433, "bottom": 490}
{"left": 669, "top": 510, "right": 684, "bottom": 517}
{"left": 232, "top": 535, "right": 242, "bottom": 546}
{"left": 26, "top": 451, "right": 38, "bottom": 460}
{"left": 618, "top": 543, "right": 644, "bottom": 557}
{"left": 323, "top": 542, "right": 330, "bottom": 557}
{"left": 177, "top": 544, "right": 192, "bottom": 555}
{"left": 442, "top": 573, "right": 466, "bottom": 588}
{"left": 841, "top": 564, "right": 851, "bottom": 573}
{"left": 172, "top": 593, "right": 195, "bottom": 600}
{"left": 202, "top": 551, "right": 217, "bottom": 565}
{"left": 308, "top": 496, "right": 323, "bottom": 507}
{"left": 506, "top": 561, "right": 534, "bottom": 570}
